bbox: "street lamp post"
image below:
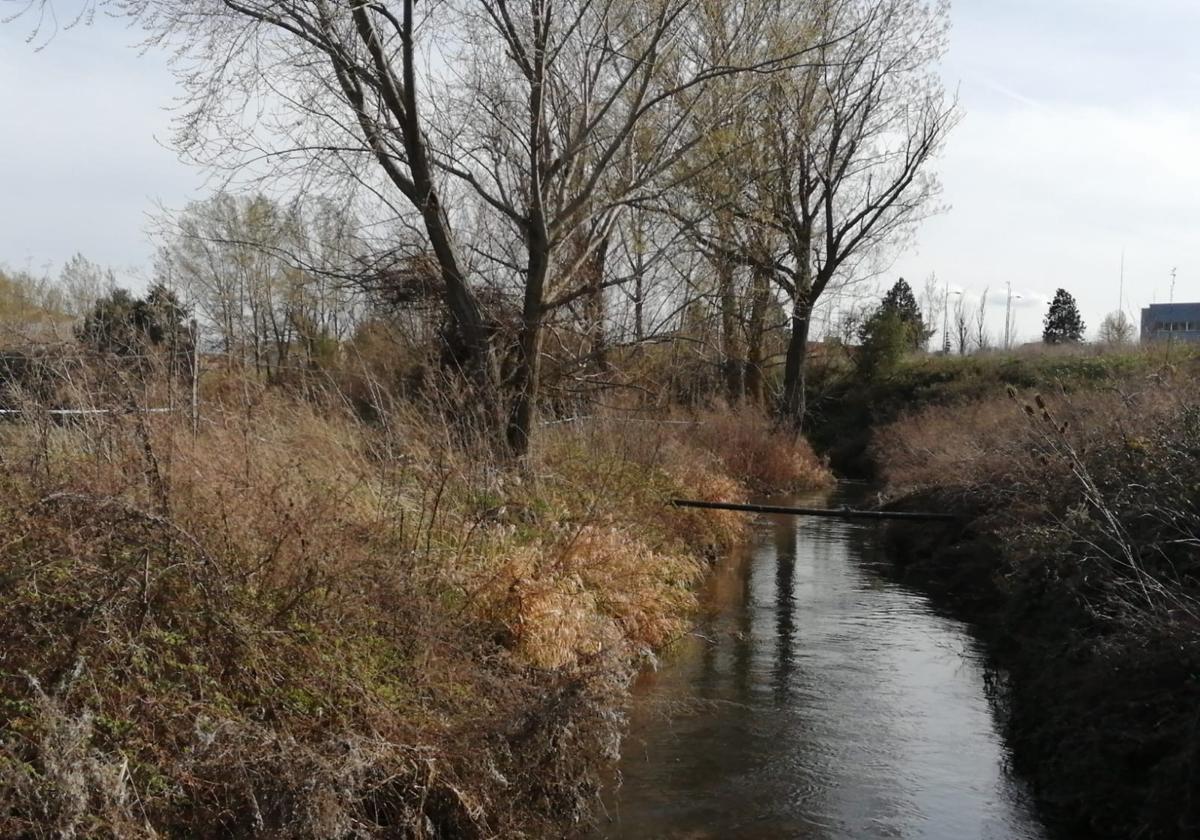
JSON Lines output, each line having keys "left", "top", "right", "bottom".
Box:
{"left": 1004, "top": 283, "right": 1023, "bottom": 350}
{"left": 942, "top": 281, "right": 950, "bottom": 353}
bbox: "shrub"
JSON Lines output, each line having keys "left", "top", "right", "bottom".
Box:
{"left": 684, "top": 407, "right": 832, "bottom": 493}
{"left": 874, "top": 373, "right": 1200, "bottom": 839}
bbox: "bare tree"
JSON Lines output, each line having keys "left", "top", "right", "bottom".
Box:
{"left": 58, "top": 253, "right": 115, "bottom": 320}
{"left": 920, "top": 272, "right": 943, "bottom": 352}
{"left": 1098, "top": 310, "right": 1135, "bottom": 346}
{"left": 126, "top": 0, "right": 505, "bottom": 421}
{"left": 974, "top": 286, "right": 991, "bottom": 352}
{"left": 156, "top": 193, "right": 364, "bottom": 373}
{"left": 674, "top": 0, "right": 957, "bottom": 427}
{"left": 952, "top": 291, "right": 970, "bottom": 354}
{"left": 773, "top": 0, "right": 957, "bottom": 427}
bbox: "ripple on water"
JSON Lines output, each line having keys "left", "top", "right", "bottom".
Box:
{"left": 593, "top": 494, "right": 1049, "bottom": 840}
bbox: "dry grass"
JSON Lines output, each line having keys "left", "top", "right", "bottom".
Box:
{"left": 685, "top": 406, "right": 832, "bottom": 493}
{"left": 0, "top": 367, "right": 828, "bottom": 837}
{"left": 874, "top": 374, "right": 1186, "bottom": 502}
{"left": 873, "top": 367, "right": 1200, "bottom": 839}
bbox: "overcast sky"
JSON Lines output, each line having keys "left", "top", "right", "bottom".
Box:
{"left": 2, "top": 1, "right": 1198, "bottom": 343}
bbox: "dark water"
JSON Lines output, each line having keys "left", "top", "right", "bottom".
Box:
{"left": 593, "top": 491, "right": 1049, "bottom": 840}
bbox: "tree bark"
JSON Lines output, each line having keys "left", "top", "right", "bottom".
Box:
{"left": 507, "top": 229, "right": 549, "bottom": 457}
{"left": 719, "top": 265, "right": 745, "bottom": 404}
{"left": 745, "top": 263, "right": 772, "bottom": 406}
{"left": 714, "top": 211, "right": 745, "bottom": 404}
{"left": 780, "top": 291, "right": 813, "bottom": 430}
{"left": 585, "top": 234, "right": 611, "bottom": 371}
{"left": 507, "top": 2, "right": 550, "bottom": 459}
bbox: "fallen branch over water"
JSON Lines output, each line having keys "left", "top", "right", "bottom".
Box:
{"left": 670, "top": 499, "right": 959, "bottom": 522}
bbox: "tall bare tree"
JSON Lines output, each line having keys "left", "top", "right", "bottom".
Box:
{"left": 974, "top": 287, "right": 991, "bottom": 352}
{"left": 771, "top": 0, "right": 957, "bottom": 427}
{"left": 1098, "top": 310, "right": 1135, "bottom": 346}
{"left": 952, "top": 291, "right": 970, "bottom": 354}
{"left": 660, "top": 0, "right": 956, "bottom": 427}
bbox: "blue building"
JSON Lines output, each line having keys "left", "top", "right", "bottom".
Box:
{"left": 1141, "top": 303, "right": 1200, "bottom": 343}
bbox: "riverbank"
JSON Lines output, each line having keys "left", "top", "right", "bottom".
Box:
{"left": 871, "top": 357, "right": 1200, "bottom": 839}
{"left": 805, "top": 343, "right": 1181, "bottom": 477}
{"left": 0, "top": 389, "right": 829, "bottom": 837}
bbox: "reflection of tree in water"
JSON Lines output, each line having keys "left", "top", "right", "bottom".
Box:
{"left": 773, "top": 517, "right": 798, "bottom": 703}
{"left": 599, "top": 492, "right": 1048, "bottom": 840}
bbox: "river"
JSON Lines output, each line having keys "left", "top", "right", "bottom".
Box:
{"left": 592, "top": 489, "right": 1050, "bottom": 839}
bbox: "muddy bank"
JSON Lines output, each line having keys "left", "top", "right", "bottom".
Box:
{"left": 883, "top": 491, "right": 1200, "bottom": 840}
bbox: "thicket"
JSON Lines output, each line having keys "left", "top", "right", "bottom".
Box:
{"left": 875, "top": 357, "right": 1200, "bottom": 839}
{"left": 0, "top": 346, "right": 828, "bottom": 837}
{"left": 805, "top": 343, "right": 1182, "bottom": 475}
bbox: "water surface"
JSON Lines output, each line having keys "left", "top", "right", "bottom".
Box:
{"left": 594, "top": 492, "right": 1048, "bottom": 839}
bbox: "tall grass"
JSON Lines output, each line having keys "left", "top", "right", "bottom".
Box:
{"left": 0, "top": 363, "right": 828, "bottom": 837}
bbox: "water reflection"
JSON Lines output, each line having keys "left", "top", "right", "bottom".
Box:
{"left": 594, "top": 494, "right": 1048, "bottom": 840}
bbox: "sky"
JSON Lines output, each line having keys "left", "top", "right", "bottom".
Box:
{"left": 889, "top": 0, "right": 1200, "bottom": 344}
{"left": 2, "top": 1, "right": 1199, "bottom": 343}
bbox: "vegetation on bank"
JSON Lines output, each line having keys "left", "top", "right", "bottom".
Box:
{"left": 0, "top": 364, "right": 828, "bottom": 837}
{"left": 870, "top": 347, "right": 1200, "bottom": 839}
{"left": 805, "top": 341, "right": 1185, "bottom": 475}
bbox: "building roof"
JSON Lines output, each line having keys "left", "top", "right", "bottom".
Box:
{"left": 1142, "top": 302, "right": 1200, "bottom": 315}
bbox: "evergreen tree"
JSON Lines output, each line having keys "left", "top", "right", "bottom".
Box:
{"left": 77, "top": 284, "right": 191, "bottom": 360}
{"left": 1042, "top": 289, "right": 1086, "bottom": 344}
{"left": 858, "top": 278, "right": 930, "bottom": 351}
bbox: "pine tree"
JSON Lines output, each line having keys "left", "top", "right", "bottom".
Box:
{"left": 859, "top": 278, "right": 930, "bottom": 351}
{"left": 1042, "top": 289, "right": 1086, "bottom": 344}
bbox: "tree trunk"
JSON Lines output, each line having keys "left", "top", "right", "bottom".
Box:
{"left": 585, "top": 234, "right": 610, "bottom": 371}
{"left": 780, "top": 291, "right": 813, "bottom": 430}
{"left": 634, "top": 274, "right": 644, "bottom": 344}
{"left": 745, "top": 264, "right": 772, "bottom": 406}
{"left": 506, "top": 4, "right": 551, "bottom": 459}
{"left": 633, "top": 220, "right": 646, "bottom": 344}
{"left": 506, "top": 229, "right": 550, "bottom": 458}
{"left": 348, "top": 2, "right": 501, "bottom": 432}
{"left": 420, "top": 191, "right": 500, "bottom": 410}
{"left": 717, "top": 257, "right": 745, "bottom": 405}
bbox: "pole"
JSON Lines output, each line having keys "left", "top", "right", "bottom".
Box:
{"left": 1118, "top": 249, "right": 1125, "bottom": 316}
{"left": 942, "top": 279, "right": 950, "bottom": 354}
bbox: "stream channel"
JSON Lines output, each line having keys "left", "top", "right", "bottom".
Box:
{"left": 592, "top": 487, "right": 1051, "bottom": 839}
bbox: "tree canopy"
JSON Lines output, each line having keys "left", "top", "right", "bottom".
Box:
{"left": 1097, "top": 310, "right": 1134, "bottom": 345}
{"left": 77, "top": 284, "right": 190, "bottom": 358}
{"left": 859, "top": 278, "right": 930, "bottom": 351}
{"left": 1043, "top": 289, "right": 1086, "bottom": 344}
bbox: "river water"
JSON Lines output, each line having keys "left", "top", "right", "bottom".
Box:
{"left": 593, "top": 491, "right": 1050, "bottom": 840}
